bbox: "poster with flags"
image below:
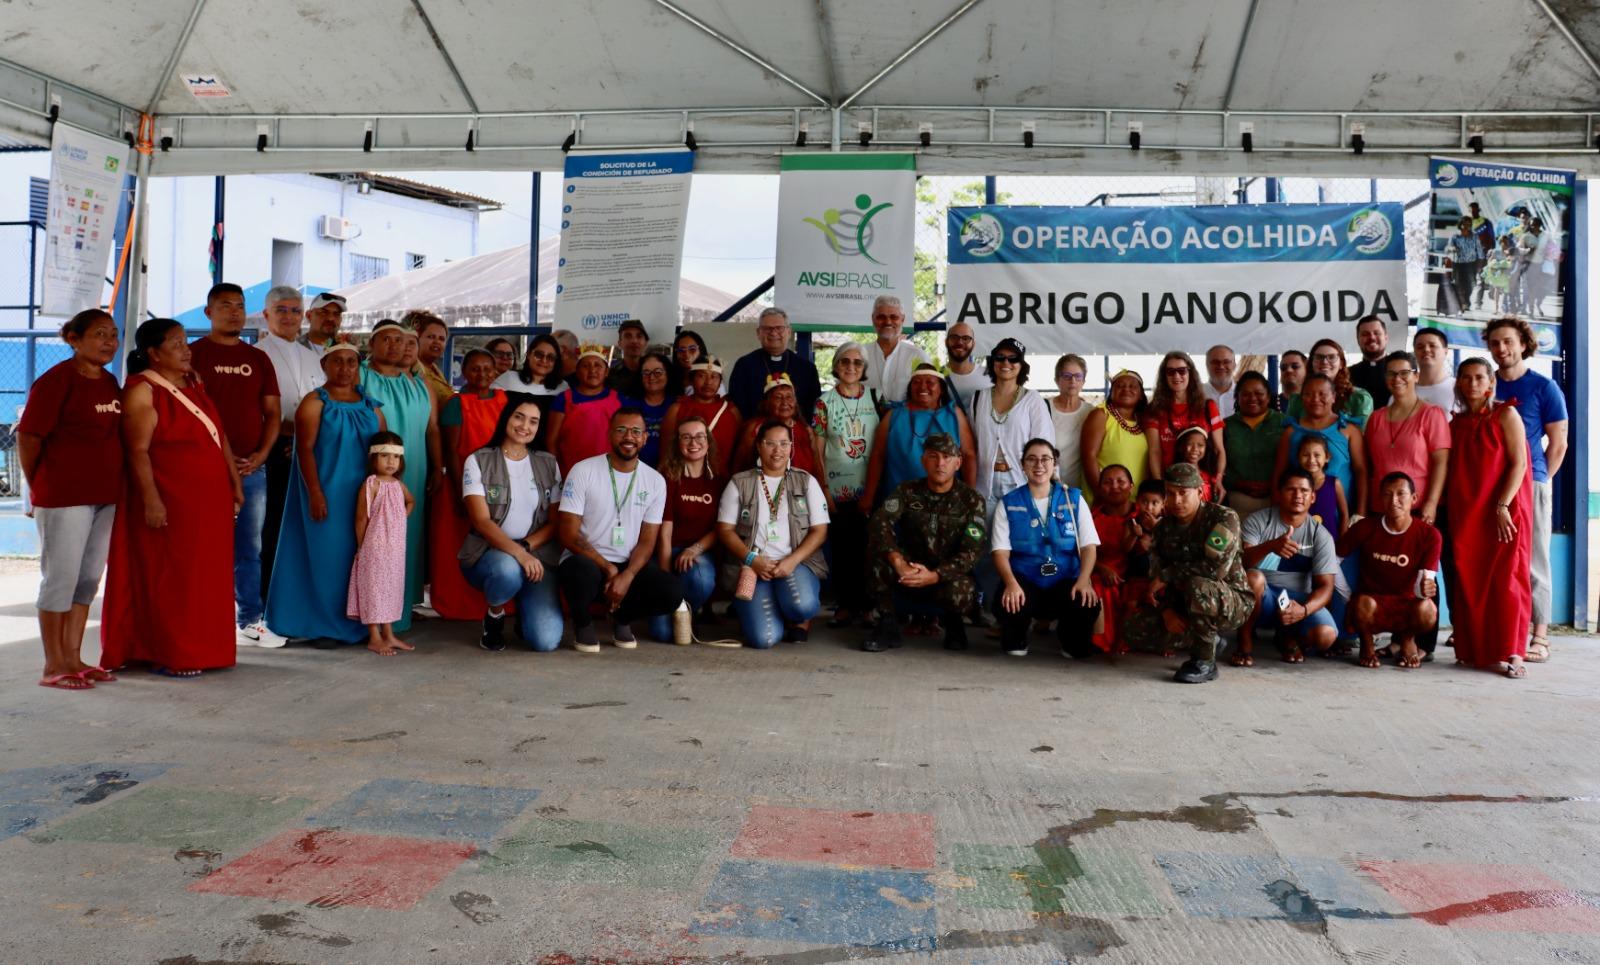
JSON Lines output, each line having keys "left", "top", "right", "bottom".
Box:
{"left": 41, "top": 124, "right": 128, "bottom": 318}
{"left": 1419, "top": 156, "right": 1573, "bottom": 355}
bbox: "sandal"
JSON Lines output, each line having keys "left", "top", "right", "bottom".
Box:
{"left": 76, "top": 665, "right": 117, "bottom": 683}
{"left": 40, "top": 673, "right": 94, "bottom": 691}
{"left": 1280, "top": 641, "right": 1305, "bottom": 664}
{"left": 1502, "top": 659, "right": 1527, "bottom": 679}
{"left": 152, "top": 666, "right": 202, "bottom": 678}
{"left": 1526, "top": 637, "right": 1551, "bottom": 663}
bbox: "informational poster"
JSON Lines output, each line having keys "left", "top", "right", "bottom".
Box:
{"left": 1419, "top": 156, "right": 1573, "bottom": 355}
{"left": 774, "top": 154, "right": 916, "bottom": 331}
{"left": 42, "top": 124, "right": 128, "bottom": 318}
{"left": 553, "top": 149, "right": 694, "bottom": 346}
{"left": 946, "top": 203, "right": 1408, "bottom": 356}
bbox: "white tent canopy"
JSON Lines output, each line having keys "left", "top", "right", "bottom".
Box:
{"left": 333, "top": 237, "right": 757, "bottom": 330}
{"left": 3, "top": 1, "right": 1600, "bottom": 178}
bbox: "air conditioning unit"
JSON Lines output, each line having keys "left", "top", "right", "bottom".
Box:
{"left": 319, "top": 215, "right": 354, "bottom": 241}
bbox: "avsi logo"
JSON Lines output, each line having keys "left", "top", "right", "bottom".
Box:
{"left": 1434, "top": 163, "right": 1459, "bottom": 187}
{"left": 1346, "top": 208, "right": 1392, "bottom": 255}
{"left": 803, "top": 193, "right": 893, "bottom": 265}
{"left": 959, "top": 213, "right": 1003, "bottom": 257}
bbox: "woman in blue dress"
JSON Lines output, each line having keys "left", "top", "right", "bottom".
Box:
{"left": 360, "top": 320, "right": 441, "bottom": 632}
{"left": 266, "top": 343, "right": 385, "bottom": 643}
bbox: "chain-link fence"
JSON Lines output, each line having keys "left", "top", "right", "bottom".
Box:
{"left": 0, "top": 221, "right": 50, "bottom": 500}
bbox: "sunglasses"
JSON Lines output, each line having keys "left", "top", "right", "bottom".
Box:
{"left": 529, "top": 351, "right": 557, "bottom": 362}
{"left": 991, "top": 354, "right": 1022, "bottom": 364}
{"left": 1162, "top": 367, "right": 1188, "bottom": 377}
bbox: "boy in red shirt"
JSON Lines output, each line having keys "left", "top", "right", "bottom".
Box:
{"left": 1336, "top": 471, "right": 1441, "bottom": 670}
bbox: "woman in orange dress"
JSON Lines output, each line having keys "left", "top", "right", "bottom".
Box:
{"left": 428, "top": 349, "right": 509, "bottom": 619}
{"left": 101, "top": 319, "right": 243, "bottom": 676}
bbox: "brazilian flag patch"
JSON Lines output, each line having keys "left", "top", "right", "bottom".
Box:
{"left": 965, "top": 523, "right": 984, "bottom": 541}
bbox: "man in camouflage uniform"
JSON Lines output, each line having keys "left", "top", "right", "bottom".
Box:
{"left": 1124, "top": 462, "right": 1253, "bottom": 683}
{"left": 864, "top": 433, "right": 987, "bottom": 652}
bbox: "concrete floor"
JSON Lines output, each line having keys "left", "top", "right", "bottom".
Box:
{"left": 2, "top": 564, "right": 1599, "bottom": 964}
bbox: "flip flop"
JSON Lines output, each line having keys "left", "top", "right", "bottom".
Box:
{"left": 151, "top": 666, "right": 202, "bottom": 678}
{"left": 1501, "top": 660, "right": 1527, "bottom": 679}
{"left": 76, "top": 665, "right": 117, "bottom": 683}
{"left": 40, "top": 673, "right": 94, "bottom": 691}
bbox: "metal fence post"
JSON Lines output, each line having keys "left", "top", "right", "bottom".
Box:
{"left": 529, "top": 171, "right": 541, "bottom": 329}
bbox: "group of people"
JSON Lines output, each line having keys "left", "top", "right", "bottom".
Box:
{"left": 1441, "top": 203, "right": 1560, "bottom": 318}
{"left": 18, "top": 285, "right": 1565, "bottom": 687}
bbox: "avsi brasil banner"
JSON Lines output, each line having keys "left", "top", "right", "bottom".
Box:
{"left": 946, "top": 203, "right": 1408, "bottom": 356}
{"left": 554, "top": 149, "right": 694, "bottom": 347}
{"left": 775, "top": 154, "right": 916, "bottom": 332}
{"left": 1419, "top": 156, "right": 1573, "bottom": 357}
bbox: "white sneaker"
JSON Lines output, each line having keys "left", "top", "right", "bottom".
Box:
{"left": 574, "top": 641, "right": 601, "bottom": 654}
{"left": 238, "top": 621, "right": 287, "bottom": 649}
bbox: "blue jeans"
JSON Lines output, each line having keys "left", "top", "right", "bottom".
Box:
{"left": 648, "top": 551, "right": 718, "bottom": 642}
{"left": 234, "top": 468, "right": 267, "bottom": 626}
{"left": 732, "top": 565, "right": 821, "bottom": 649}
{"left": 461, "top": 550, "right": 565, "bottom": 651}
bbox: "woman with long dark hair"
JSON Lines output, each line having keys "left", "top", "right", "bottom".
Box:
{"left": 1143, "top": 351, "right": 1225, "bottom": 487}
{"left": 18, "top": 309, "right": 123, "bottom": 689}
{"left": 101, "top": 319, "right": 243, "bottom": 677}
{"left": 671, "top": 330, "right": 709, "bottom": 397}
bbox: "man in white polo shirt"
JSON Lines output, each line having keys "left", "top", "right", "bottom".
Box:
{"left": 256, "top": 286, "right": 325, "bottom": 607}
{"left": 557, "top": 407, "right": 684, "bottom": 652}
{"left": 860, "top": 295, "right": 928, "bottom": 404}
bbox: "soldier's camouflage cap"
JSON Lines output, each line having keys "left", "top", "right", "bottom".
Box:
{"left": 923, "top": 432, "right": 961, "bottom": 457}
{"left": 1163, "top": 462, "right": 1204, "bottom": 489}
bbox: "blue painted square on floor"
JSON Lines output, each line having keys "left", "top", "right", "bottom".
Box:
{"left": 1, "top": 762, "right": 171, "bottom": 841}
{"left": 305, "top": 779, "right": 538, "bottom": 846}
{"left": 691, "top": 859, "right": 936, "bottom": 951}
{"left": 1156, "top": 851, "right": 1393, "bottom": 922}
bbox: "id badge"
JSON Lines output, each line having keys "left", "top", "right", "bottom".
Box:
{"left": 1040, "top": 561, "right": 1058, "bottom": 577}
{"left": 766, "top": 523, "right": 780, "bottom": 543}
{"left": 611, "top": 523, "right": 626, "bottom": 548}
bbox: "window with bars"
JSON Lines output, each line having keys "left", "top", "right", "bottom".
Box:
{"left": 349, "top": 253, "right": 389, "bottom": 284}
{"left": 406, "top": 252, "right": 426, "bottom": 271}
{"left": 29, "top": 177, "right": 48, "bottom": 224}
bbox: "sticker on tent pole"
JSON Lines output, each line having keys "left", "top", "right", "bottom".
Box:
{"left": 183, "top": 75, "right": 232, "bottom": 99}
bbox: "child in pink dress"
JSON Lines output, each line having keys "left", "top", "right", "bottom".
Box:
{"left": 347, "top": 432, "right": 416, "bottom": 656}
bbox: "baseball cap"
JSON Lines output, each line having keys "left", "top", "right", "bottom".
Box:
{"left": 923, "top": 433, "right": 960, "bottom": 457}
{"left": 308, "top": 293, "right": 346, "bottom": 311}
{"left": 1163, "top": 462, "right": 1203, "bottom": 489}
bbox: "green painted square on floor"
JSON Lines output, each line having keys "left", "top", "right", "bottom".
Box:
{"left": 950, "top": 843, "right": 1083, "bottom": 912}
{"left": 46, "top": 786, "right": 312, "bottom": 852}
{"left": 1056, "top": 846, "right": 1167, "bottom": 918}
{"left": 477, "top": 819, "right": 717, "bottom": 889}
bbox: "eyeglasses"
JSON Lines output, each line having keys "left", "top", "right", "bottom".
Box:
{"left": 675, "top": 345, "right": 699, "bottom": 355}
{"left": 837, "top": 359, "right": 864, "bottom": 367}
{"left": 758, "top": 325, "right": 788, "bottom": 334}
{"left": 492, "top": 350, "right": 516, "bottom": 359}
{"left": 947, "top": 335, "right": 975, "bottom": 343}
{"left": 758, "top": 438, "right": 793, "bottom": 449}
{"left": 873, "top": 314, "right": 905, "bottom": 323}
{"left": 611, "top": 426, "right": 647, "bottom": 438}
{"left": 642, "top": 368, "right": 668, "bottom": 378}
{"left": 1385, "top": 369, "right": 1416, "bottom": 380}
{"left": 991, "top": 354, "right": 1022, "bottom": 365}
{"left": 1022, "top": 455, "right": 1055, "bottom": 466}
{"left": 1311, "top": 353, "right": 1341, "bottom": 363}
{"left": 678, "top": 432, "right": 708, "bottom": 444}
{"left": 1056, "top": 372, "right": 1084, "bottom": 382}
{"left": 529, "top": 351, "right": 557, "bottom": 362}
{"left": 1162, "top": 367, "right": 1188, "bottom": 377}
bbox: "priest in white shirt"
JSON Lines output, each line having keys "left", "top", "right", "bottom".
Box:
{"left": 860, "top": 295, "right": 928, "bottom": 405}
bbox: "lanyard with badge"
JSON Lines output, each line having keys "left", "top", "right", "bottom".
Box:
{"left": 1024, "top": 483, "right": 1078, "bottom": 577}
{"left": 608, "top": 463, "right": 636, "bottom": 548}
{"left": 759, "top": 474, "right": 785, "bottom": 545}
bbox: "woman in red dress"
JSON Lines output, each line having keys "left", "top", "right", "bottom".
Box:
{"left": 102, "top": 318, "right": 243, "bottom": 676}
{"left": 663, "top": 357, "right": 740, "bottom": 479}
{"left": 1143, "top": 351, "right": 1225, "bottom": 489}
{"left": 428, "top": 349, "right": 508, "bottom": 619}
{"left": 1087, "top": 463, "right": 1138, "bottom": 654}
{"left": 1445, "top": 357, "right": 1533, "bottom": 678}
{"left": 732, "top": 376, "right": 817, "bottom": 476}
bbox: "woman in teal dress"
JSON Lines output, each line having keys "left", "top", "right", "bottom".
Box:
{"left": 359, "top": 320, "right": 441, "bottom": 632}
{"left": 267, "top": 343, "right": 386, "bottom": 643}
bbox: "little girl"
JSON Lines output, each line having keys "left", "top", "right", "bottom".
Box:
{"left": 1174, "top": 425, "right": 1221, "bottom": 502}
{"left": 348, "top": 431, "right": 416, "bottom": 656}
{"left": 1296, "top": 435, "right": 1347, "bottom": 533}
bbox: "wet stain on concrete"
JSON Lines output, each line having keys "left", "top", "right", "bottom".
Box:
{"left": 512, "top": 736, "right": 547, "bottom": 752}
{"left": 564, "top": 701, "right": 627, "bottom": 710}
{"left": 1031, "top": 745, "right": 1054, "bottom": 754}
{"left": 74, "top": 771, "right": 139, "bottom": 804}
{"left": 555, "top": 839, "right": 620, "bottom": 859}
{"left": 678, "top": 738, "right": 703, "bottom": 747}
{"left": 1253, "top": 729, "right": 1279, "bottom": 736}
{"left": 174, "top": 848, "right": 222, "bottom": 877}
{"left": 576, "top": 757, "right": 605, "bottom": 765}
{"left": 937, "top": 686, "right": 993, "bottom": 692}
{"left": 449, "top": 891, "right": 500, "bottom": 924}
{"left": 252, "top": 910, "right": 355, "bottom": 947}
{"left": 341, "top": 731, "right": 406, "bottom": 743}
{"left": 536, "top": 805, "right": 568, "bottom": 815}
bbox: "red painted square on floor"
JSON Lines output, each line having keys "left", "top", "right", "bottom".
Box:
{"left": 730, "top": 805, "right": 935, "bottom": 870}
{"left": 189, "top": 828, "right": 474, "bottom": 910}
{"left": 1360, "top": 860, "right": 1600, "bottom": 933}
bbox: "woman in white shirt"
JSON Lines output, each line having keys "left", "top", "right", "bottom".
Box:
{"left": 1049, "top": 353, "right": 1092, "bottom": 490}
{"left": 716, "top": 419, "right": 830, "bottom": 649}
{"left": 970, "top": 337, "right": 1053, "bottom": 509}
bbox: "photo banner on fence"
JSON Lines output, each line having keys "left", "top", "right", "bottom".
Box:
{"left": 42, "top": 124, "right": 128, "bottom": 318}
{"left": 946, "top": 203, "right": 1408, "bottom": 357}
{"left": 554, "top": 148, "right": 694, "bottom": 346}
{"left": 774, "top": 154, "right": 916, "bottom": 332}
{"left": 1419, "top": 156, "right": 1573, "bottom": 356}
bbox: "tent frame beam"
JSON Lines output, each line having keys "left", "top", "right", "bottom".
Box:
{"left": 1220, "top": 0, "right": 1261, "bottom": 112}
{"left": 838, "top": 0, "right": 988, "bottom": 110}
{"left": 409, "top": 0, "right": 481, "bottom": 114}
{"left": 1531, "top": 0, "right": 1600, "bottom": 88}
{"left": 648, "top": 0, "right": 829, "bottom": 107}
{"left": 145, "top": 0, "right": 210, "bottom": 113}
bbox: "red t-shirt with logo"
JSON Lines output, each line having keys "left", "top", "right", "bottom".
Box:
{"left": 188, "top": 338, "right": 280, "bottom": 455}
{"left": 666, "top": 472, "right": 725, "bottom": 549}
{"left": 17, "top": 360, "right": 124, "bottom": 507}
{"left": 1335, "top": 515, "right": 1442, "bottom": 597}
